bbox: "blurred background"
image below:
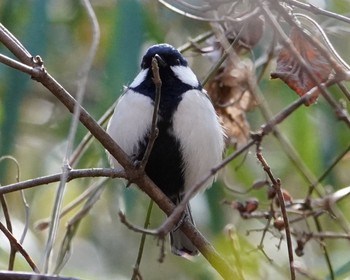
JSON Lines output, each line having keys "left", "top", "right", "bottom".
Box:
{"left": 0, "top": 0, "right": 350, "bottom": 279}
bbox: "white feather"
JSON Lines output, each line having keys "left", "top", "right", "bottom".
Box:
{"left": 172, "top": 89, "right": 225, "bottom": 193}
{"left": 171, "top": 65, "right": 199, "bottom": 87}
{"left": 129, "top": 69, "right": 148, "bottom": 88}
{"left": 106, "top": 89, "right": 153, "bottom": 168}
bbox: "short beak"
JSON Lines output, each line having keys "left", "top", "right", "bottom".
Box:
{"left": 154, "top": 54, "right": 166, "bottom": 67}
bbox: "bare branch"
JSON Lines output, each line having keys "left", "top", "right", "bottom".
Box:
{"left": 0, "top": 20, "right": 239, "bottom": 280}
{"left": 0, "top": 24, "right": 33, "bottom": 65}
{"left": 286, "top": 0, "right": 350, "bottom": 24}
{"left": 256, "top": 148, "right": 295, "bottom": 280}
{"left": 0, "top": 222, "right": 39, "bottom": 272}
{"left": 0, "top": 168, "right": 126, "bottom": 195}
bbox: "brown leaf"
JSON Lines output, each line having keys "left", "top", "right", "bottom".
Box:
{"left": 271, "top": 27, "right": 333, "bottom": 105}
{"left": 207, "top": 59, "right": 257, "bottom": 147}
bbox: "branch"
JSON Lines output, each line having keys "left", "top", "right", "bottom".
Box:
{"left": 0, "top": 222, "right": 39, "bottom": 272}
{"left": 0, "top": 24, "right": 32, "bottom": 65}
{"left": 0, "top": 23, "right": 238, "bottom": 279}
{"left": 42, "top": 0, "right": 101, "bottom": 272}
{"left": 261, "top": 2, "right": 350, "bottom": 127}
{"left": 139, "top": 56, "right": 161, "bottom": 169}
{"left": 0, "top": 168, "right": 126, "bottom": 195}
{"left": 286, "top": 0, "right": 350, "bottom": 24}
{"left": 256, "top": 148, "right": 295, "bottom": 280}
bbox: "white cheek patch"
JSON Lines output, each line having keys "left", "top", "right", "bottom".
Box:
{"left": 129, "top": 69, "right": 148, "bottom": 88}
{"left": 171, "top": 65, "right": 199, "bottom": 88}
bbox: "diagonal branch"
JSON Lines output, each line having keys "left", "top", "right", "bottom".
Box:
{"left": 0, "top": 23, "right": 238, "bottom": 280}
{"left": 0, "top": 222, "right": 39, "bottom": 272}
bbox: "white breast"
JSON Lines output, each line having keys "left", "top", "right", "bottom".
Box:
{"left": 106, "top": 89, "right": 154, "bottom": 168}
{"left": 172, "top": 89, "right": 225, "bottom": 193}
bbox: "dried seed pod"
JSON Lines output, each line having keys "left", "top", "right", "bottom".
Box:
{"left": 273, "top": 216, "right": 285, "bottom": 231}
{"left": 245, "top": 198, "right": 259, "bottom": 213}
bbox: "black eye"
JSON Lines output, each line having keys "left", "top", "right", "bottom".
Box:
{"left": 176, "top": 59, "right": 181, "bottom": 65}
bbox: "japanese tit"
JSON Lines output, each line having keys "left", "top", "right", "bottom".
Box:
{"left": 107, "top": 43, "right": 225, "bottom": 256}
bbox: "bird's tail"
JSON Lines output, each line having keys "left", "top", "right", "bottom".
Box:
{"left": 170, "top": 201, "right": 199, "bottom": 257}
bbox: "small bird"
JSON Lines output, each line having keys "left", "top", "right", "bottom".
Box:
{"left": 107, "top": 43, "right": 225, "bottom": 256}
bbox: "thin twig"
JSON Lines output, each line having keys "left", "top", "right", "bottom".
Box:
{"left": 118, "top": 212, "right": 159, "bottom": 236}
{"left": 157, "top": 139, "right": 255, "bottom": 239}
{"left": 256, "top": 148, "right": 295, "bottom": 280}
{"left": 42, "top": 1, "right": 100, "bottom": 271}
{"left": 307, "top": 143, "right": 350, "bottom": 200}
{"left": 0, "top": 222, "right": 39, "bottom": 272}
{"left": 0, "top": 168, "right": 126, "bottom": 195}
{"left": 53, "top": 178, "right": 106, "bottom": 274}
{"left": 35, "top": 178, "right": 109, "bottom": 231}
{"left": 247, "top": 78, "right": 323, "bottom": 196}
{"left": 69, "top": 100, "right": 117, "bottom": 167}
{"left": 337, "top": 81, "right": 350, "bottom": 102}
{"left": 0, "top": 24, "right": 33, "bottom": 65}
{"left": 0, "top": 53, "right": 42, "bottom": 76}
{"left": 131, "top": 200, "right": 154, "bottom": 280}
{"left": 313, "top": 217, "right": 335, "bottom": 280}
{"left": 0, "top": 18, "right": 245, "bottom": 280}
{"left": 139, "top": 57, "right": 161, "bottom": 169}
{"left": 156, "top": 81, "right": 316, "bottom": 239}
{"left": 177, "top": 31, "right": 214, "bottom": 53}
{"left": 0, "top": 195, "right": 16, "bottom": 270}
{"left": 0, "top": 156, "right": 28, "bottom": 270}
{"left": 286, "top": 0, "right": 350, "bottom": 24}
{"left": 262, "top": 2, "right": 350, "bottom": 126}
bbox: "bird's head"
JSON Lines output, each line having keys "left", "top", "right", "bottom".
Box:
{"left": 129, "top": 44, "right": 200, "bottom": 91}
{"left": 141, "top": 44, "right": 188, "bottom": 69}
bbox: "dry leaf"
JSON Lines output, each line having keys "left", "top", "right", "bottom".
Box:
{"left": 271, "top": 27, "right": 333, "bottom": 105}
{"left": 207, "top": 59, "right": 256, "bottom": 147}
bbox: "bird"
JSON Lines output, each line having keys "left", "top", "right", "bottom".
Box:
{"left": 106, "top": 43, "right": 225, "bottom": 256}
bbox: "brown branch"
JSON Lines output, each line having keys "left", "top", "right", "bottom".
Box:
{"left": 0, "top": 168, "right": 126, "bottom": 195}
{"left": 0, "top": 23, "right": 238, "bottom": 279}
{"left": 157, "top": 139, "right": 255, "bottom": 240}
{"left": 156, "top": 71, "right": 333, "bottom": 253}
{"left": 139, "top": 56, "right": 161, "bottom": 169}
{"left": 256, "top": 148, "right": 295, "bottom": 280}
{"left": 0, "top": 24, "right": 33, "bottom": 65}
{"left": 0, "top": 194, "right": 16, "bottom": 270}
{"left": 0, "top": 222, "right": 39, "bottom": 272}
{"left": 0, "top": 54, "right": 41, "bottom": 76}
{"left": 293, "top": 231, "right": 350, "bottom": 240}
